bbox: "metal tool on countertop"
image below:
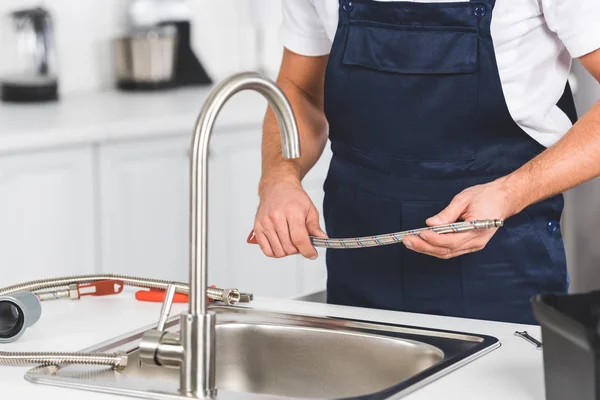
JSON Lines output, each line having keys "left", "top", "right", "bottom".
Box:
{"left": 514, "top": 330, "right": 543, "bottom": 350}
{"left": 248, "top": 219, "right": 504, "bottom": 249}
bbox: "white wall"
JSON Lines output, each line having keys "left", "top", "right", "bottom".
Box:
{"left": 0, "top": 0, "right": 284, "bottom": 95}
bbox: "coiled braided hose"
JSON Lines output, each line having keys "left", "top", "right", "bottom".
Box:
{"left": 0, "top": 274, "right": 239, "bottom": 369}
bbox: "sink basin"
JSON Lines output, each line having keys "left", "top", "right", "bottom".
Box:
{"left": 25, "top": 306, "right": 500, "bottom": 399}
{"left": 124, "top": 324, "right": 442, "bottom": 399}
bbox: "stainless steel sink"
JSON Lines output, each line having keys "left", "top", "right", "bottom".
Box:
{"left": 25, "top": 306, "right": 500, "bottom": 399}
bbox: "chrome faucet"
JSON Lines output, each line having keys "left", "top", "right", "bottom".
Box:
{"left": 138, "top": 72, "right": 301, "bottom": 398}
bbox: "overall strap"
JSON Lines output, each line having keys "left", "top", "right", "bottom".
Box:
{"left": 338, "top": 0, "right": 353, "bottom": 24}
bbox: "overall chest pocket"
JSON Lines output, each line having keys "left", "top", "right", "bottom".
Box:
{"left": 340, "top": 21, "right": 479, "bottom": 162}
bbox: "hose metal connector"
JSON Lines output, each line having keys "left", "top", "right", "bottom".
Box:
{"left": 473, "top": 219, "right": 504, "bottom": 229}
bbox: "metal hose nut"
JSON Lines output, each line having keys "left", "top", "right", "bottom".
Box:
{"left": 207, "top": 287, "right": 240, "bottom": 305}
{"left": 472, "top": 219, "right": 504, "bottom": 229}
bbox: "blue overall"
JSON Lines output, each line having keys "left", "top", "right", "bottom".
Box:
{"left": 322, "top": 0, "right": 578, "bottom": 325}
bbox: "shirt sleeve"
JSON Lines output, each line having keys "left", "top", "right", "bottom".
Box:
{"left": 280, "top": 0, "right": 332, "bottom": 56}
{"left": 541, "top": 0, "right": 600, "bottom": 58}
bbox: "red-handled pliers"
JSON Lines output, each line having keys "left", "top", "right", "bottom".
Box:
{"left": 135, "top": 286, "right": 217, "bottom": 303}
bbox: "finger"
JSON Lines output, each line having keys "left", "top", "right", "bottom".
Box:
{"left": 404, "top": 236, "right": 482, "bottom": 260}
{"left": 261, "top": 219, "right": 287, "bottom": 258}
{"left": 454, "top": 234, "right": 491, "bottom": 253}
{"left": 415, "top": 230, "right": 491, "bottom": 256}
{"left": 427, "top": 194, "right": 469, "bottom": 226}
{"left": 254, "top": 230, "right": 274, "bottom": 257}
{"left": 289, "top": 215, "right": 318, "bottom": 260}
{"left": 306, "top": 207, "right": 328, "bottom": 238}
{"left": 273, "top": 218, "right": 299, "bottom": 256}
{"left": 429, "top": 234, "right": 491, "bottom": 259}
{"left": 418, "top": 229, "right": 480, "bottom": 250}
{"left": 403, "top": 236, "right": 451, "bottom": 258}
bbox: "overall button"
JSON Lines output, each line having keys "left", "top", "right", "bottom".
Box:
{"left": 473, "top": 5, "right": 486, "bottom": 17}
{"left": 547, "top": 221, "right": 559, "bottom": 234}
{"left": 343, "top": 1, "right": 354, "bottom": 12}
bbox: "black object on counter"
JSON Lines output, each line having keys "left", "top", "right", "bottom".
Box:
{"left": 160, "top": 20, "right": 212, "bottom": 87}
{"left": 1, "top": 79, "right": 58, "bottom": 103}
{"left": 116, "top": 80, "right": 175, "bottom": 92}
{"left": 532, "top": 291, "right": 600, "bottom": 400}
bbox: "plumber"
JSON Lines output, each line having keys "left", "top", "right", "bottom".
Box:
{"left": 253, "top": 0, "right": 600, "bottom": 324}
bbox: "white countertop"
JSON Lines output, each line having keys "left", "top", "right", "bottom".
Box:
{"left": 1, "top": 292, "right": 546, "bottom": 400}
{"left": 0, "top": 87, "right": 267, "bottom": 155}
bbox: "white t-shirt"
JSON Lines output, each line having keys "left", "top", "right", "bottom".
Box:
{"left": 280, "top": 0, "right": 600, "bottom": 147}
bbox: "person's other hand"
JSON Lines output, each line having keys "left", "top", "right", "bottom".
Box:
{"left": 402, "top": 179, "right": 517, "bottom": 259}
{"left": 253, "top": 178, "right": 327, "bottom": 260}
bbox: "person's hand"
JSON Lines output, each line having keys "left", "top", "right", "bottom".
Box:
{"left": 253, "top": 177, "right": 327, "bottom": 260}
{"left": 402, "top": 179, "right": 519, "bottom": 259}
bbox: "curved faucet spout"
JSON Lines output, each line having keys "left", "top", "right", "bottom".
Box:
{"left": 189, "top": 72, "right": 301, "bottom": 318}
{"left": 183, "top": 72, "right": 301, "bottom": 396}
{"left": 137, "top": 72, "right": 301, "bottom": 398}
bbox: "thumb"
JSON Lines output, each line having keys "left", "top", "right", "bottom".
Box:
{"left": 427, "top": 195, "right": 468, "bottom": 226}
{"left": 306, "top": 207, "right": 328, "bottom": 238}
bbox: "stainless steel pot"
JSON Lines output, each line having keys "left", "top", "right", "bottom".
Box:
{"left": 113, "top": 25, "right": 178, "bottom": 91}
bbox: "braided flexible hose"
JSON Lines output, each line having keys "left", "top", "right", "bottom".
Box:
{"left": 0, "top": 274, "right": 188, "bottom": 296}
{"left": 0, "top": 351, "right": 128, "bottom": 368}
{"left": 310, "top": 219, "right": 504, "bottom": 249}
{"left": 0, "top": 274, "right": 240, "bottom": 304}
{"left": 0, "top": 274, "right": 240, "bottom": 368}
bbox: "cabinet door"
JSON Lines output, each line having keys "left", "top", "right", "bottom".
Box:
{"left": 209, "top": 129, "right": 331, "bottom": 298}
{"left": 98, "top": 137, "right": 191, "bottom": 282}
{"left": 0, "top": 147, "right": 96, "bottom": 285}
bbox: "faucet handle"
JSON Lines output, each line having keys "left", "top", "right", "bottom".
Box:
{"left": 157, "top": 285, "right": 177, "bottom": 332}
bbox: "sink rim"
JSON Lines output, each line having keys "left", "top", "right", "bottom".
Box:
{"left": 25, "top": 305, "right": 501, "bottom": 400}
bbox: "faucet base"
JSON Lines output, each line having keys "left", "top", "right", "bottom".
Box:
{"left": 180, "top": 312, "right": 217, "bottom": 397}
{"left": 137, "top": 312, "right": 217, "bottom": 397}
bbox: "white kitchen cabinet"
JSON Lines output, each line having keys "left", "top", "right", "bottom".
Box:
{"left": 0, "top": 147, "right": 96, "bottom": 285}
{"left": 98, "top": 136, "right": 191, "bottom": 282}
{"left": 98, "top": 134, "right": 235, "bottom": 286}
